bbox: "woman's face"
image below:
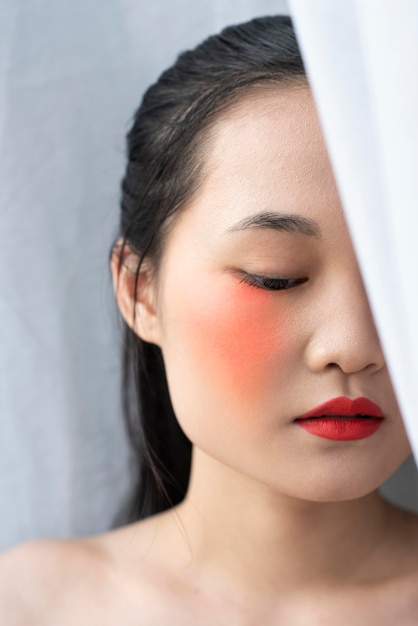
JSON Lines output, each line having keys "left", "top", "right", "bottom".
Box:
{"left": 144, "top": 85, "right": 411, "bottom": 501}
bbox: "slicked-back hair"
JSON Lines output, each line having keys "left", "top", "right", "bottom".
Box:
{"left": 111, "top": 15, "right": 306, "bottom": 522}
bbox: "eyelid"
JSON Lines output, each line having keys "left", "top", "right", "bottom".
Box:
{"left": 238, "top": 272, "right": 308, "bottom": 291}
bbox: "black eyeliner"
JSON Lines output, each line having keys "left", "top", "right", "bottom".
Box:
{"left": 238, "top": 273, "right": 307, "bottom": 291}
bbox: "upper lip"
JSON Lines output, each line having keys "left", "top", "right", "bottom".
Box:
{"left": 295, "top": 396, "right": 384, "bottom": 420}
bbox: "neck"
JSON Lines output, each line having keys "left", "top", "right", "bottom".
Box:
{"left": 173, "top": 448, "right": 396, "bottom": 599}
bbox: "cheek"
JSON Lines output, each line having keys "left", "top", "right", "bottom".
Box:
{"left": 165, "top": 275, "right": 296, "bottom": 410}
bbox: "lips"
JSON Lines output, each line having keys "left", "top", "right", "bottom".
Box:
{"left": 294, "top": 397, "right": 384, "bottom": 441}
{"left": 296, "top": 397, "right": 384, "bottom": 420}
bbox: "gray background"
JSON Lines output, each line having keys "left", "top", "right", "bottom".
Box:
{"left": 0, "top": 0, "right": 416, "bottom": 552}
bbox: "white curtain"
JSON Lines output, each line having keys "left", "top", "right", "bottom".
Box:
{"left": 289, "top": 0, "right": 418, "bottom": 498}
{"left": 0, "top": 0, "right": 287, "bottom": 551}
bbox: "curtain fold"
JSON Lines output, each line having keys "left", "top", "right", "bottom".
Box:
{"left": 289, "top": 0, "right": 418, "bottom": 461}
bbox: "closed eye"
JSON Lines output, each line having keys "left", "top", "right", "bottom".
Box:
{"left": 239, "top": 273, "right": 308, "bottom": 291}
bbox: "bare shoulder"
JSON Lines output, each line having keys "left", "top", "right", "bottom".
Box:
{"left": 0, "top": 515, "right": 179, "bottom": 626}
{"left": 0, "top": 536, "right": 112, "bottom": 626}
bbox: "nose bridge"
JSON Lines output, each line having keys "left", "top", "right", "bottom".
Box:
{"left": 306, "top": 266, "right": 384, "bottom": 374}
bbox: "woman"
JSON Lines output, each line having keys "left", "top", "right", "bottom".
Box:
{"left": 1, "top": 15, "right": 418, "bottom": 624}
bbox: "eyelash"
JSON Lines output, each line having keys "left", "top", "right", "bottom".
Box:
{"left": 239, "top": 273, "right": 308, "bottom": 291}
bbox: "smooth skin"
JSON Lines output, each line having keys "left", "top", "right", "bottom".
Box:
{"left": 1, "top": 85, "right": 418, "bottom": 625}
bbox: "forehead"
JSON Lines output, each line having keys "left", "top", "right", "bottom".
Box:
{"left": 164, "top": 85, "right": 342, "bottom": 246}
{"left": 205, "top": 85, "right": 333, "bottom": 198}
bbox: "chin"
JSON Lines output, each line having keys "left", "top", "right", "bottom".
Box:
{"left": 284, "top": 471, "right": 392, "bottom": 504}
{"left": 303, "top": 484, "right": 380, "bottom": 503}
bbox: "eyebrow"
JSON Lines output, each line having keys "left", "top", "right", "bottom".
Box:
{"left": 226, "top": 212, "right": 321, "bottom": 237}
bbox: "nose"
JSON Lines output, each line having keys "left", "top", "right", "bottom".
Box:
{"left": 304, "top": 270, "right": 385, "bottom": 376}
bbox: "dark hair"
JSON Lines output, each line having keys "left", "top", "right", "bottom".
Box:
{"left": 111, "top": 15, "right": 306, "bottom": 522}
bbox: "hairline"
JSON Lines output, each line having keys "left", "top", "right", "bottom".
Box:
{"left": 147, "top": 77, "right": 309, "bottom": 308}
{"left": 151, "top": 77, "right": 308, "bottom": 267}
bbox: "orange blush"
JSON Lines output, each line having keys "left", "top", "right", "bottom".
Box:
{"left": 176, "top": 274, "right": 292, "bottom": 408}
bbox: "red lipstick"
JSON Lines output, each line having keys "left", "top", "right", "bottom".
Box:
{"left": 294, "top": 397, "right": 384, "bottom": 441}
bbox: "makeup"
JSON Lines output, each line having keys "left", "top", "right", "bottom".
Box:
{"left": 294, "top": 397, "right": 384, "bottom": 441}
{"left": 168, "top": 271, "right": 293, "bottom": 435}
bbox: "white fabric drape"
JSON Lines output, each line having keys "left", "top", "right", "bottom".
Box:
{"left": 288, "top": 0, "right": 418, "bottom": 463}
{"left": 0, "top": 0, "right": 287, "bottom": 551}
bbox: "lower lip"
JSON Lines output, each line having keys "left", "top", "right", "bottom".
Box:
{"left": 295, "top": 418, "right": 383, "bottom": 441}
